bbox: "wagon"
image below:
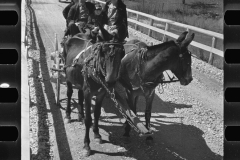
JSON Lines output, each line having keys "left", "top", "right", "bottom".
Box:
{"left": 50, "top": 33, "right": 153, "bottom": 136}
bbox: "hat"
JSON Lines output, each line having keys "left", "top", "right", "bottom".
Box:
{"left": 95, "top": 3, "right": 102, "bottom": 10}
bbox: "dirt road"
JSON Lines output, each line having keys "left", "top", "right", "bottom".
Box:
{"left": 27, "top": 0, "right": 223, "bottom": 159}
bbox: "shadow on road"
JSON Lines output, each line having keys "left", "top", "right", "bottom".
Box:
{"left": 28, "top": 0, "right": 73, "bottom": 159}
{"left": 97, "top": 91, "right": 223, "bottom": 160}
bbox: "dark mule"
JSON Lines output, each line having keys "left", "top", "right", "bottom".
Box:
{"left": 62, "top": 31, "right": 125, "bottom": 156}
{"left": 119, "top": 31, "right": 195, "bottom": 143}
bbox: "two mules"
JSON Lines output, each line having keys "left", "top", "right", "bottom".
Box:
{"left": 62, "top": 32, "right": 125, "bottom": 156}
{"left": 119, "top": 31, "right": 195, "bottom": 143}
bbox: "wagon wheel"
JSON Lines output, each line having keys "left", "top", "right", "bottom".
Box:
{"left": 53, "top": 33, "right": 65, "bottom": 106}
{"left": 55, "top": 56, "right": 61, "bottom": 105}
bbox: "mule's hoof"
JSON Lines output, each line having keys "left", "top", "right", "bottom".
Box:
{"left": 146, "top": 136, "right": 153, "bottom": 145}
{"left": 95, "top": 138, "right": 102, "bottom": 144}
{"left": 82, "top": 148, "right": 91, "bottom": 157}
{"left": 64, "top": 118, "right": 71, "bottom": 124}
{"left": 122, "top": 136, "right": 131, "bottom": 144}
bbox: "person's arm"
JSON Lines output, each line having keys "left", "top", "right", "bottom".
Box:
{"left": 86, "top": 14, "right": 94, "bottom": 29}
{"left": 67, "top": 5, "right": 76, "bottom": 26}
{"left": 63, "top": 3, "right": 73, "bottom": 19}
{"left": 100, "top": 1, "right": 109, "bottom": 27}
{"left": 122, "top": 7, "right": 128, "bottom": 37}
{"left": 86, "top": 2, "right": 96, "bottom": 15}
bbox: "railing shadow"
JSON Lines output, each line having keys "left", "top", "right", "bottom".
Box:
{"left": 28, "top": 0, "right": 73, "bottom": 159}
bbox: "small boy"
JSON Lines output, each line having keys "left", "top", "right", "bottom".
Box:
{"left": 86, "top": 3, "right": 103, "bottom": 40}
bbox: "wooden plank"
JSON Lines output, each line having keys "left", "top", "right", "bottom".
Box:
{"left": 126, "top": 9, "right": 223, "bottom": 39}
{"left": 128, "top": 19, "right": 224, "bottom": 57}
{"left": 113, "top": 83, "right": 151, "bottom": 135}
{"left": 208, "top": 37, "right": 216, "bottom": 64}
{"left": 147, "top": 19, "right": 153, "bottom": 36}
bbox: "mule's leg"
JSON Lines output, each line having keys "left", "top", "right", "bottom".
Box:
{"left": 123, "top": 90, "right": 137, "bottom": 139}
{"left": 65, "top": 81, "right": 73, "bottom": 123}
{"left": 78, "top": 89, "right": 85, "bottom": 124}
{"left": 145, "top": 93, "right": 154, "bottom": 130}
{"left": 144, "top": 90, "right": 155, "bottom": 144}
{"left": 92, "top": 88, "right": 106, "bottom": 144}
{"left": 83, "top": 90, "right": 92, "bottom": 157}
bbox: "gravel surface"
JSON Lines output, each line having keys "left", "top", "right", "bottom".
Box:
{"left": 27, "top": 0, "right": 223, "bottom": 159}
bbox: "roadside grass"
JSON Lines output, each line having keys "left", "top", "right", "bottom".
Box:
{"left": 125, "top": 0, "right": 223, "bottom": 33}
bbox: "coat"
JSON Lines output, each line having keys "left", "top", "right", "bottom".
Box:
{"left": 101, "top": 0, "right": 129, "bottom": 40}
{"left": 67, "top": 2, "right": 96, "bottom": 26}
{"left": 62, "top": 2, "right": 75, "bottom": 20}
{"left": 87, "top": 13, "right": 103, "bottom": 29}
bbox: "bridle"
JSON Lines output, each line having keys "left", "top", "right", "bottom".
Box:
{"left": 133, "top": 43, "right": 192, "bottom": 94}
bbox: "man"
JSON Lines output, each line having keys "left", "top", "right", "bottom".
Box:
{"left": 100, "top": 0, "right": 129, "bottom": 42}
{"left": 62, "top": 0, "right": 78, "bottom": 37}
{"left": 67, "top": 0, "right": 95, "bottom": 37}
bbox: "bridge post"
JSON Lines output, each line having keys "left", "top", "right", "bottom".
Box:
{"left": 186, "top": 28, "right": 189, "bottom": 36}
{"left": 135, "top": 14, "right": 139, "bottom": 30}
{"left": 148, "top": 19, "right": 153, "bottom": 37}
{"left": 162, "top": 23, "right": 169, "bottom": 42}
{"left": 208, "top": 37, "right": 216, "bottom": 65}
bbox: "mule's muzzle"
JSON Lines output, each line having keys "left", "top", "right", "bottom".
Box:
{"left": 180, "top": 76, "right": 193, "bottom": 86}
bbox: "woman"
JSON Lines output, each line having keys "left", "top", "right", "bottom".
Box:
{"left": 100, "top": 0, "right": 129, "bottom": 42}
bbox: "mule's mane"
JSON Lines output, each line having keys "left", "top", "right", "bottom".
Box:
{"left": 146, "top": 40, "right": 176, "bottom": 51}
{"left": 143, "top": 40, "right": 177, "bottom": 60}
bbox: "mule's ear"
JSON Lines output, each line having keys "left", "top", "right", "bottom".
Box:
{"left": 176, "top": 31, "right": 188, "bottom": 43}
{"left": 181, "top": 33, "right": 195, "bottom": 48}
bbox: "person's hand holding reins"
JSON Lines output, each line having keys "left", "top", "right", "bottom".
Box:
{"left": 103, "top": 24, "right": 118, "bottom": 36}
{"left": 92, "top": 26, "right": 99, "bottom": 34}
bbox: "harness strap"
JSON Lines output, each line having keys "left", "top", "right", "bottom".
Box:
{"left": 72, "top": 44, "right": 92, "bottom": 66}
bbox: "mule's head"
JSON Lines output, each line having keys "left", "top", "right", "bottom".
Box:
{"left": 171, "top": 32, "right": 195, "bottom": 86}
{"left": 100, "top": 43, "right": 125, "bottom": 84}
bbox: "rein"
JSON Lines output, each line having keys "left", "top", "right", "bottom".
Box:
{"left": 133, "top": 44, "right": 190, "bottom": 94}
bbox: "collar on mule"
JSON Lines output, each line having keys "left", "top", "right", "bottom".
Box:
{"left": 133, "top": 47, "right": 181, "bottom": 94}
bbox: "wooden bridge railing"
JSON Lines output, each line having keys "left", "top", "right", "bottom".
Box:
{"left": 94, "top": 0, "right": 223, "bottom": 64}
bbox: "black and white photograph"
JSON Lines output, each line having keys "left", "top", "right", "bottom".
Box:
{"left": 21, "top": 0, "right": 224, "bottom": 159}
